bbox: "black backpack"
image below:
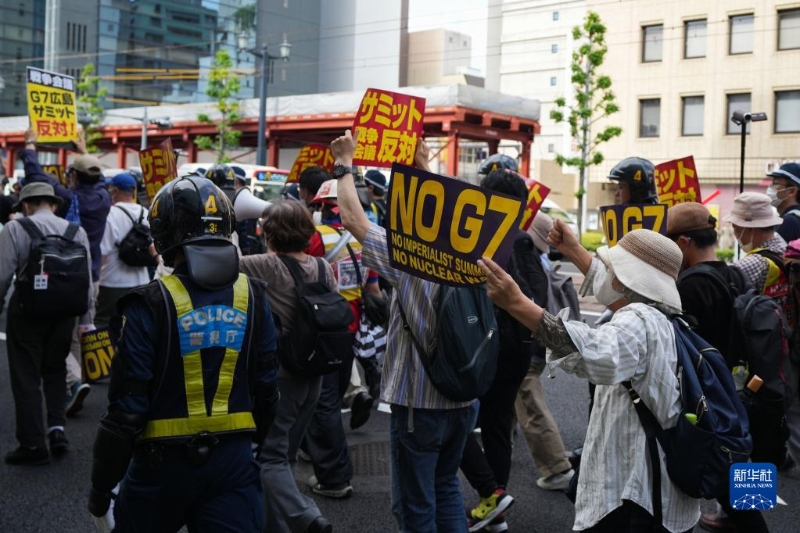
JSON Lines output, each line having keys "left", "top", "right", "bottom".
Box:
{"left": 398, "top": 282, "right": 499, "bottom": 402}
{"left": 15, "top": 217, "right": 90, "bottom": 318}
{"left": 278, "top": 256, "right": 354, "bottom": 376}
{"left": 115, "top": 205, "right": 157, "bottom": 267}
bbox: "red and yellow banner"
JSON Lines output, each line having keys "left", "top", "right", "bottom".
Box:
{"left": 26, "top": 67, "right": 78, "bottom": 144}
{"left": 353, "top": 89, "right": 425, "bottom": 168}
{"left": 139, "top": 138, "right": 178, "bottom": 201}
{"left": 655, "top": 156, "right": 701, "bottom": 207}
{"left": 519, "top": 177, "right": 551, "bottom": 231}
{"left": 287, "top": 144, "right": 335, "bottom": 183}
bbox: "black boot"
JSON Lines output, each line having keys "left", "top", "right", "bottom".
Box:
{"left": 360, "top": 357, "right": 381, "bottom": 400}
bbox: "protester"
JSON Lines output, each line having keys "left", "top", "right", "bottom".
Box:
{"left": 230, "top": 171, "right": 267, "bottom": 256}
{"left": 766, "top": 163, "right": 800, "bottom": 243}
{"left": 0, "top": 177, "right": 14, "bottom": 225}
{"left": 95, "top": 173, "right": 155, "bottom": 329}
{"left": 239, "top": 199, "right": 335, "bottom": 533}
{"left": 478, "top": 224, "right": 700, "bottom": 532}
{"left": 667, "top": 202, "right": 769, "bottom": 532}
{"left": 333, "top": 129, "right": 479, "bottom": 532}
{"left": 298, "top": 165, "right": 332, "bottom": 210}
{"left": 364, "top": 169, "right": 388, "bottom": 228}
{"left": 478, "top": 153, "right": 518, "bottom": 175}
{"left": 781, "top": 240, "right": 800, "bottom": 481}
{"left": 87, "top": 176, "right": 279, "bottom": 531}
{"left": 0, "top": 183, "right": 92, "bottom": 465}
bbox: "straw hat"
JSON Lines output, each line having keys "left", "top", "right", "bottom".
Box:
{"left": 596, "top": 229, "right": 682, "bottom": 311}
{"left": 723, "top": 192, "right": 783, "bottom": 228}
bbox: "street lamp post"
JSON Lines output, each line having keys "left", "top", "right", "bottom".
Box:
{"left": 239, "top": 33, "right": 290, "bottom": 166}
{"left": 731, "top": 111, "right": 768, "bottom": 193}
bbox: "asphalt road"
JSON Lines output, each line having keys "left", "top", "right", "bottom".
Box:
{"left": 1, "top": 302, "right": 799, "bottom": 532}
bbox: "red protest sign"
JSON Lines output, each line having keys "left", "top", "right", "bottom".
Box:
{"left": 353, "top": 89, "right": 425, "bottom": 168}
{"left": 519, "top": 177, "right": 551, "bottom": 231}
{"left": 139, "top": 138, "right": 178, "bottom": 201}
{"left": 287, "top": 144, "right": 335, "bottom": 183}
{"left": 655, "top": 156, "right": 701, "bottom": 207}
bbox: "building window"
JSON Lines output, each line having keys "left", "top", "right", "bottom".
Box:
{"left": 730, "top": 14, "right": 754, "bottom": 55}
{"left": 66, "top": 22, "right": 71, "bottom": 49}
{"left": 550, "top": 76, "right": 557, "bottom": 86}
{"left": 548, "top": 143, "right": 555, "bottom": 153}
{"left": 727, "top": 93, "right": 752, "bottom": 134}
{"left": 553, "top": 12, "right": 559, "bottom": 21}
{"left": 639, "top": 98, "right": 661, "bottom": 137}
{"left": 779, "top": 9, "right": 800, "bottom": 50}
{"left": 684, "top": 19, "right": 706, "bottom": 58}
{"left": 551, "top": 44, "right": 558, "bottom": 54}
{"left": 775, "top": 90, "right": 800, "bottom": 133}
{"left": 642, "top": 25, "right": 663, "bottom": 62}
{"left": 681, "top": 96, "right": 704, "bottom": 136}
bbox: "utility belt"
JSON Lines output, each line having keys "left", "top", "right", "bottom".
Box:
{"left": 137, "top": 431, "right": 252, "bottom": 468}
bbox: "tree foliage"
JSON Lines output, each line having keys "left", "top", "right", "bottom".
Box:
{"left": 550, "top": 11, "right": 622, "bottom": 230}
{"left": 76, "top": 63, "right": 107, "bottom": 154}
{"left": 195, "top": 50, "right": 242, "bottom": 163}
{"left": 233, "top": 3, "right": 257, "bottom": 33}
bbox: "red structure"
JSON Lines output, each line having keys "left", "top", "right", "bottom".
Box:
{"left": 1, "top": 104, "right": 539, "bottom": 177}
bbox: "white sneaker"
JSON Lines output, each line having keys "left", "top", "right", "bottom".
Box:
{"left": 536, "top": 469, "right": 574, "bottom": 491}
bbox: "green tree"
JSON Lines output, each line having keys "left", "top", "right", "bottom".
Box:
{"left": 550, "top": 11, "right": 622, "bottom": 235}
{"left": 195, "top": 50, "right": 242, "bottom": 163}
{"left": 233, "top": 3, "right": 256, "bottom": 33}
{"left": 76, "top": 63, "right": 107, "bottom": 154}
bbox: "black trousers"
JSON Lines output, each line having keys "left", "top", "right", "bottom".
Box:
{"left": 460, "top": 349, "right": 531, "bottom": 498}
{"left": 582, "top": 500, "right": 694, "bottom": 533}
{"left": 6, "top": 299, "right": 74, "bottom": 448}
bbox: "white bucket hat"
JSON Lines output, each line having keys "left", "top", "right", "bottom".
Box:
{"left": 596, "top": 229, "right": 683, "bottom": 311}
{"left": 723, "top": 192, "right": 783, "bottom": 228}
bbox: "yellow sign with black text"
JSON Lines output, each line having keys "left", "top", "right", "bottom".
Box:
{"left": 26, "top": 67, "right": 78, "bottom": 144}
{"left": 600, "top": 204, "right": 669, "bottom": 247}
{"left": 81, "top": 328, "right": 115, "bottom": 383}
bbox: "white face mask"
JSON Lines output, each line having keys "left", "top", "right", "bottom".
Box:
{"left": 594, "top": 266, "right": 625, "bottom": 307}
{"left": 312, "top": 210, "right": 322, "bottom": 224}
{"left": 766, "top": 186, "right": 783, "bottom": 208}
{"left": 736, "top": 228, "right": 755, "bottom": 253}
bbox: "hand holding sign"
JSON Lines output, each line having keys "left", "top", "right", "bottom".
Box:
{"left": 331, "top": 128, "right": 358, "bottom": 166}
{"left": 477, "top": 256, "right": 525, "bottom": 311}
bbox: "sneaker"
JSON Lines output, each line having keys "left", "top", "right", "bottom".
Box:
{"left": 48, "top": 429, "right": 69, "bottom": 456}
{"left": 537, "top": 469, "right": 574, "bottom": 491}
{"left": 309, "top": 475, "right": 354, "bottom": 499}
{"left": 349, "top": 391, "right": 374, "bottom": 430}
{"left": 698, "top": 512, "right": 737, "bottom": 532}
{"left": 4, "top": 446, "right": 49, "bottom": 466}
{"left": 307, "top": 516, "right": 333, "bottom": 533}
{"left": 485, "top": 514, "right": 509, "bottom": 533}
{"left": 467, "top": 488, "right": 514, "bottom": 532}
{"left": 66, "top": 382, "right": 91, "bottom": 417}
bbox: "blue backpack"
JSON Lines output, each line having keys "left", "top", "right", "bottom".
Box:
{"left": 624, "top": 317, "right": 752, "bottom": 519}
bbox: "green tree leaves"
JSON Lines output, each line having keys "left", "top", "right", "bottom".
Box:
{"left": 195, "top": 50, "right": 242, "bottom": 163}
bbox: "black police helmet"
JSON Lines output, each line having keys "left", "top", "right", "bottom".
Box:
{"left": 608, "top": 157, "right": 658, "bottom": 204}
{"left": 148, "top": 176, "right": 234, "bottom": 262}
{"left": 478, "top": 154, "right": 518, "bottom": 176}
{"left": 204, "top": 164, "right": 235, "bottom": 188}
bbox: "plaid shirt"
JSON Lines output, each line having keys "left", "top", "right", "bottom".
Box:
{"left": 732, "top": 235, "right": 787, "bottom": 292}
{"left": 361, "top": 223, "right": 474, "bottom": 410}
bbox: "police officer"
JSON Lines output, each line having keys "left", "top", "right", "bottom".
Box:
{"left": 478, "top": 153, "right": 519, "bottom": 176}
{"left": 607, "top": 156, "right": 659, "bottom": 205}
{"left": 87, "top": 176, "right": 280, "bottom": 531}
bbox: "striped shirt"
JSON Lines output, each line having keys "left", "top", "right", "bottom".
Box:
{"left": 361, "top": 223, "right": 474, "bottom": 410}
{"left": 547, "top": 262, "right": 700, "bottom": 532}
{"left": 732, "top": 235, "right": 787, "bottom": 292}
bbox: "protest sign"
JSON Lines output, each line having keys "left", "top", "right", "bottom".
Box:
{"left": 287, "top": 144, "right": 335, "bottom": 183}
{"left": 353, "top": 89, "right": 425, "bottom": 168}
{"left": 386, "top": 163, "right": 524, "bottom": 286}
{"left": 519, "top": 177, "right": 551, "bottom": 231}
{"left": 655, "top": 156, "right": 701, "bottom": 207}
{"left": 26, "top": 67, "right": 78, "bottom": 145}
{"left": 600, "top": 203, "right": 669, "bottom": 247}
{"left": 81, "top": 327, "right": 115, "bottom": 382}
{"left": 139, "top": 138, "right": 178, "bottom": 201}
{"left": 42, "top": 164, "right": 67, "bottom": 186}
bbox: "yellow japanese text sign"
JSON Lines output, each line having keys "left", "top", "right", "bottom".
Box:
{"left": 26, "top": 67, "right": 78, "bottom": 144}
{"left": 42, "top": 164, "right": 67, "bottom": 186}
{"left": 287, "top": 144, "right": 335, "bottom": 183}
{"left": 520, "top": 177, "right": 551, "bottom": 231}
{"left": 139, "top": 138, "right": 178, "bottom": 202}
{"left": 655, "top": 156, "right": 701, "bottom": 207}
{"left": 600, "top": 204, "right": 669, "bottom": 247}
{"left": 353, "top": 89, "right": 425, "bottom": 168}
{"left": 386, "top": 163, "right": 524, "bottom": 286}
{"left": 81, "top": 327, "right": 115, "bottom": 383}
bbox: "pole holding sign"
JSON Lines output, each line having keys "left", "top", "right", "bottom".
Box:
{"left": 386, "top": 163, "right": 524, "bottom": 286}
{"left": 353, "top": 89, "right": 425, "bottom": 168}
{"left": 600, "top": 204, "right": 669, "bottom": 247}
{"left": 26, "top": 67, "right": 78, "bottom": 145}
{"left": 286, "top": 144, "right": 335, "bottom": 183}
{"left": 139, "top": 138, "right": 178, "bottom": 201}
{"left": 655, "top": 156, "right": 701, "bottom": 207}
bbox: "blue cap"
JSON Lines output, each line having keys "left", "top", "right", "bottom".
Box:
{"left": 768, "top": 163, "right": 800, "bottom": 187}
{"left": 110, "top": 173, "right": 137, "bottom": 192}
{"left": 364, "top": 170, "right": 387, "bottom": 190}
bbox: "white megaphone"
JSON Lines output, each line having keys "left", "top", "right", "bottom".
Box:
{"left": 233, "top": 188, "right": 270, "bottom": 221}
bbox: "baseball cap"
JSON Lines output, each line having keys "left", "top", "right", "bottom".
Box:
{"left": 364, "top": 170, "right": 387, "bottom": 190}
{"left": 110, "top": 173, "right": 137, "bottom": 192}
{"left": 666, "top": 202, "right": 716, "bottom": 236}
{"left": 767, "top": 162, "right": 800, "bottom": 187}
{"left": 71, "top": 154, "right": 103, "bottom": 177}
